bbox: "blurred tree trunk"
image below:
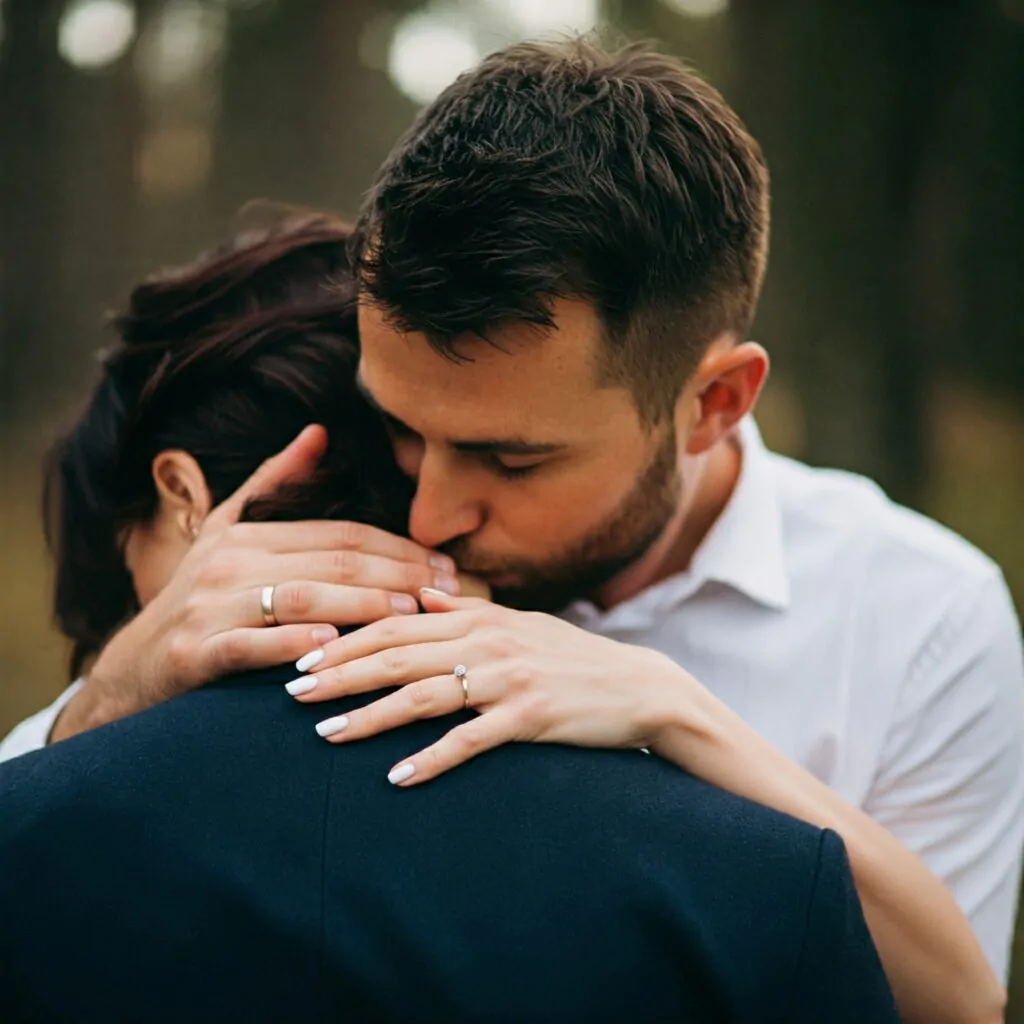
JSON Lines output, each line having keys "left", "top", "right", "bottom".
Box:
{"left": 955, "top": 8, "right": 1024, "bottom": 399}
{"left": 210, "top": 0, "right": 417, "bottom": 227}
{"left": 730, "top": 0, "right": 982, "bottom": 507}
{"left": 0, "top": 0, "right": 68, "bottom": 429}
{"left": 57, "top": 8, "right": 148, "bottom": 398}
{"left": 0, "top": 0, "right": 145, "bottom": 430}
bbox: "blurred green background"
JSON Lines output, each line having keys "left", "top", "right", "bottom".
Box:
{"left": 2, "top": 0, "right": 1023, "bottom": 1009}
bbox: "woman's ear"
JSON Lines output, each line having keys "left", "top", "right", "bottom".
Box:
{"left": 151, "top": 451, "right": 213, "bottom": 540}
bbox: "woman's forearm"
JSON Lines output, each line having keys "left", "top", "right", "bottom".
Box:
{"left": 648, "top": 682, "right": 1005, "bottom": 1024}
{"left": 49, "top": 616, "right": 159, "bottom": 744}
{"left": 49, "top": 675, "right": 123, "bottom": 744}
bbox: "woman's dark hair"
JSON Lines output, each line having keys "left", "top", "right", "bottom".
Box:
{"left": 45, "top": 211, "right": 411, "bottom": 680}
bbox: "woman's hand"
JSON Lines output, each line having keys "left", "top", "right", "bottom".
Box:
{"left": 286, "top": 589, "right": 703, "bottom": 785}
{"left": 51, "top": 426, "right": 462, "bottom": 743}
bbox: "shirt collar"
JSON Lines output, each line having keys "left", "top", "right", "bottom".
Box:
{"left": 680, "top": 417, "right": 791, "bottom": 611}
{"left": 561, "top": 417, "right": 791, "bottom": 629}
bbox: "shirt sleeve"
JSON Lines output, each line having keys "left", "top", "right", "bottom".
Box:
{"left": 0, "top": 681, "right": 83, "bottom": 765}
{"left": 864, "top": 570, "right": 1024, "bottom": 981}
{"left": 787, "top": 829, "right": 900, "bottom": 1022}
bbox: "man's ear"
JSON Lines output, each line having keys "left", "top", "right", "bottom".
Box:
{"left": 151, "top": 450, "right": 213, "bottom": 539}
{"left": 682, "top": 341, "right": 769, "bottom": 456}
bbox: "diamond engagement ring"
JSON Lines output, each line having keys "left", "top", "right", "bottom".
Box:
{"left": 454, "top": 664, "right": 469, "bottom": 709}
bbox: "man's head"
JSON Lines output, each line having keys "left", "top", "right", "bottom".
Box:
{"left": 353, "top": 40, "right": 770, "bottom": 609}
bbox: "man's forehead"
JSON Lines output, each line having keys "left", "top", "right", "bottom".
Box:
{"left": 362, "top": 294, "right": 610, "bottom": 374}
{"left": 358, "top": 298, "right": 603, "bottom": 391}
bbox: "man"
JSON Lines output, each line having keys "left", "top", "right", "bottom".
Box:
{"left": 3, "top": 38, "right": 1020, "bottom": 1018}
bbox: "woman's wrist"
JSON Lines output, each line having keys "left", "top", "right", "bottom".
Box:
{"left": 643, "top": 661, "right": 807, "bottom": 813}
{"left": 646, "top": 664, "right": 890, "bottom": 848}
{"left": 642, "top": 655, "right": 733, "bottom": 757}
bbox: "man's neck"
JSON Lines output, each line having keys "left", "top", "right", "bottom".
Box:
{"left": 592, "top": 433, "right": 743, "bottom": 612}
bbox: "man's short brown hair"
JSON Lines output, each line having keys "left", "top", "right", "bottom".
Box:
{"left": 352, "top": 39, "right": 769, "bottom": 423}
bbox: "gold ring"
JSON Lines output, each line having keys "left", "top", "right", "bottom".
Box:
{"left": 454, "top": 664, "right": 469, "bottom": 709}
{"left": 260, "top": 585, "right": 278, "bottom": 627}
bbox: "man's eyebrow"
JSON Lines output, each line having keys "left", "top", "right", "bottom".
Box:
{"left": 355, "top": 373, "right": 565, "bottom": 457}
{"left": 451, "top": 438, "right": 564, "bottom": 457}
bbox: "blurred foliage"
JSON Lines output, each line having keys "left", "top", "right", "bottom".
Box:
{"left": 1, "top": 0, "right": 1022, "bottom": 1010}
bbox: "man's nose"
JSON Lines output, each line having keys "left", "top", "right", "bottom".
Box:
{"left": 407, "top": 450, "right": 485, "bottom": 551}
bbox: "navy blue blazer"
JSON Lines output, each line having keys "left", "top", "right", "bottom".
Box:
{"left": 0, "top": 666, "right": 897, "bottom": 1022}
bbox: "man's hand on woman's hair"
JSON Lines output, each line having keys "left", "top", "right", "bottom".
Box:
{"left": 50, "top": 426, "right": 458, "bottom": 744}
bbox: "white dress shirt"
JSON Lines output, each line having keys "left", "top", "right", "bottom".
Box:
{"left": 0, "top": 681, "right": 81, "bottom": 763}
{"left": 3, "top": 418, "right": 1023, "bottom": 978}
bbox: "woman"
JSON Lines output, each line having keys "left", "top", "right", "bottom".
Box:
{"left": 0, "top": 213, "right": 1002, "bottom": 1023}
{"left": 0, "top": 211, "right": 470, "bottom": 759}
{"left": 44, "top": 211, "right": 419, "bottom": 681}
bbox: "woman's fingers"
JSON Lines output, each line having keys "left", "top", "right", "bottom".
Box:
{"left": 269, "top": 549, "right": 456, "bottom": 597}
{"left": 209, "top": 425, "right": 328, "bottom": 528}
{"left": 292, "top": 638, "right": 468, "bottom": 701}
{"left": 386, "top": 709, "right": 520, "bottom": 786}
{"left": 183, "top": 549, "right": 455, "bottom": 637}
{"left": 309, "top": 606, "right": 482, "bottom": 672}
{"left": 288, "top": 597, "right": 500, "bottom": 699}
{"left": 205, "top": 549, "right": 453, "bottom": 602}
{"left": 251, "top": 581, "right": 426, "bottom": 630}
{"left": 200, "top": 623, "right": 340, "bottom": 678}
{"left": 312, "top": 673, "right": 467, "bottom": 742}
{"left": 313, "top": 673, "right": 517, "bottom": 787}
{"left": 229, "top": 519, "right": 455, "bottom": 573}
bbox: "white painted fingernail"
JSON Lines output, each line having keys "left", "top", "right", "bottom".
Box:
{"left": 285, "top": 676, "right": 318, "bottom": 697}
{"left": 388, "top": 763, "right": 416, "bottom": 785}
{"left": 315, "top": 715, "right": 349, "bottom": 738}
{"left": 296, "top": 649, "right": 325, "bottom": 673}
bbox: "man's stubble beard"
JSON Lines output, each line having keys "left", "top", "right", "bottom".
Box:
{"left": 440, "top": 428, "right": 681, "bottom": 613}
